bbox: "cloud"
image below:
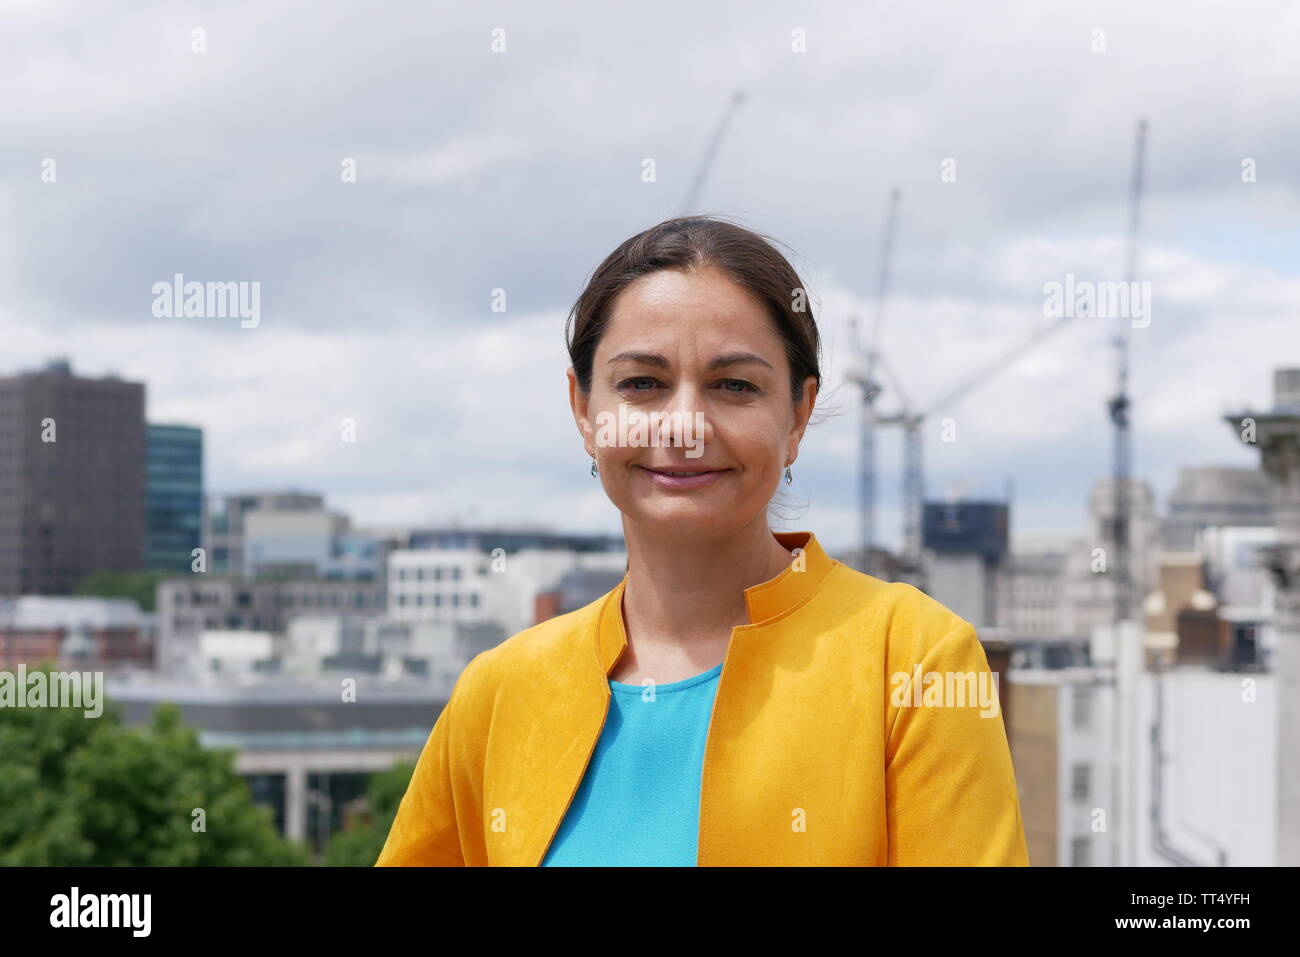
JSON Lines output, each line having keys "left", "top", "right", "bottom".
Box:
{"left": 2, "top": 0, "right": 1297, "bottom": 555}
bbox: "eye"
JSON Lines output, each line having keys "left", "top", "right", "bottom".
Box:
{"left": 617, "top": 376, "right": 659, "bottom": 391}
{"left": 718, "top": 379, "right": 758, "bottom": 393}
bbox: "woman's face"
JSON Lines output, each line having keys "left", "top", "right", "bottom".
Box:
{"left": 568, "top": 265, "right": 817, "bottom": 538}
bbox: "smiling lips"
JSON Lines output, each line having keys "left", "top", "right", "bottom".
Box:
{"left": 639, "top": 465, "right": 730, "bottom": 489}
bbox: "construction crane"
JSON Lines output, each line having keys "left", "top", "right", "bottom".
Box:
{"left": 849, "top": 187, "right": 1082, "bottom": 582}
{"left": 1110, "top": 118, "right": 1146, "bottom": 628}
{"left": 1105, "top": 123, "right": 1146, "bottom": 869}
{"left": 877, "top": 311, "right": 1081, "bottom": 576}
{"left": 1107, "top": 121, "right": 1212, "bottom": 868}
{"left": 679, "top": 91, "right": 746, "bottom": 215}
{"left": 846, "top": 188, "right": 901, "bottom": 577}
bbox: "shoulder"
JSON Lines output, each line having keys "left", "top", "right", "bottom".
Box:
{"left": 449, "top": 589, "right": 608, "bottom": 700}
{"left": 819, "top": 561, "right": 980, "bottom": 665}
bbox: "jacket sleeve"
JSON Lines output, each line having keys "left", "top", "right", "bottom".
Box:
{"left": 374, "top": 655, "right": 484, "bottom": 866}
{"left": 884, "top": 621, "right": 1030, "bottom": 866}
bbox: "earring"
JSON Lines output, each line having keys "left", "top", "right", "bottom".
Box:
{"left": 591, "top": 457, "right": 598, "bottom": 477}
{"left": 784, "top": 458, "right": 792, "bottom": 485}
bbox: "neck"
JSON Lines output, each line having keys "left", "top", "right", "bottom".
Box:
{"left": 619, "top": 516, "right": 796, "bottom": 650}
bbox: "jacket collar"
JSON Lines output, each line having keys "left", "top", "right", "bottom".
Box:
{"left": 594, "top": 530, "right": 835, "bottom": 674}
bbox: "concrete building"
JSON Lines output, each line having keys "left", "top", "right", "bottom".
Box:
{"left": 203, "top": 490, "right": 387, "bottom": 584}
{"left": 146, "top": 423, "right": 203, "bottom": 575}
{"left": 0, "top": 358, "right": 145, "bottom": 596}
{"left": 202, "top": 490, "right": 325, "bottom": 576}
{"left": 1199, "top": 524, "right": 1276, "bottom": 670}
{"left": 387, "top": 548, "right": 491, "bottom": 625}
{"left": 1006, "top": 667, "right": 1107, "bottom": 866}
{"left": 999, "top": 533, "right": 1072, "bottom": 638}
{"left": 1007, "top": 454, "right": 1286, "bottom": 866}
{"left": 1063, "top": 477, "right": 1159, "bottom": 638}
{"left": 1162, "top": 465, "right": 1273, "bottom": 551}
{"left": 243, "top": 508, "right": 349, "bottom": 578}
{"left": 282, "top": 614, "right": 502, "bottom": 682}
{"left": 1224, "top": 367, "right": 1300, "bottom": 866}
{"left": 0, "top": 595, "right": 155, "bottom": 669}
{"left": 198, "top": 629, "right": 278, "bottom": 675}
{"left": 387, "top": 543, "right": 628, "bottom": 637}
{"left": 155, "top": 576, "right": 385, "bottom": 675}
{"left": 997, "top": 478, "right": 1157, "bottom": 641}
{"left": 1008, "top": 660, "right": 1276, "bottom": 866}
{"left": 921, "top": 500, "right": 1009, "bottom": 630}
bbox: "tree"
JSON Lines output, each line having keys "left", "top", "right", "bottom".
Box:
{"left": 72, "top": 569, "right": 172, "bottom": 613}
{"left": 0, "top": 668, "right": 308, "bottom": 866}
{"left": 322, "top": 759, "right": 417, "bottom": 867}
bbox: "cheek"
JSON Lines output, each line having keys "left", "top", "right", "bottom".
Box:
{"left": 720, "top": 419, "right": 785, "bottom": 472}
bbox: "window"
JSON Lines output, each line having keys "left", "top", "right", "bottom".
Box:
{"left": 1072, "top": 686, "right": 1092, "bottom": 730}
{"left": 1071, "top": 837, "right": 1091, "bottom": 867}
{"left": 1071, "top": 763, "right": 1090, "bottom": 801}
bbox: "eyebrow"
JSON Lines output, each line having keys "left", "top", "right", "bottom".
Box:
{"left": 606, "top": 351, "right": 774, "bottom": 372}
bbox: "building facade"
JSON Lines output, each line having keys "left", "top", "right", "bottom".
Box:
{"left": 0, "top": 358, "right": 145, "bottom": 596}
{"left": 146, "top": 424, "right": 203, "bottom": 575}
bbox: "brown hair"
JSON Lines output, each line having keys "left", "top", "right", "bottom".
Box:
{"left": 565, "top": 215, "right": 821, "bottom": 407}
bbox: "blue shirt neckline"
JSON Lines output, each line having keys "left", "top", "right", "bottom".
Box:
{"left": 608, "top": 661, "right": 723, "bottom": 695}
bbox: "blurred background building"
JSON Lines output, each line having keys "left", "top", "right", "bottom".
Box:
{"left": 2, "top": 355, "right": 1296, "bottom": 865}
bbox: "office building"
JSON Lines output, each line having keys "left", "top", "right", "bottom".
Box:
{"left": 0, "top": 358, "right": 145, "bottom": 596}
{"left": 146, "top": 423, "right": 203, "bottom": 574}
{"left": 203, "top": 490, "right": 325, "bottom": 576}
{"left": 921, "top": 500, "right": 1010, "bottom": 630}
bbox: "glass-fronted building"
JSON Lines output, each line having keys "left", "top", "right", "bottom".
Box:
{"left": 146, "top": 424, "right": 203, "bottom": 574}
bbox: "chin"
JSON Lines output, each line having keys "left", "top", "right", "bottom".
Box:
{"left": 627, "top": 503, "right": 739, "bottom": 536}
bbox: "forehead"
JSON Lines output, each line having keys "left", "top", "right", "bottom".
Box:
{"left": 598, "top": 267, "right": 781, "bottom": 355}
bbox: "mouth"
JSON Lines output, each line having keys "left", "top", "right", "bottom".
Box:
{"left": 637, "top": 465, "right": 731, "bottom": 489}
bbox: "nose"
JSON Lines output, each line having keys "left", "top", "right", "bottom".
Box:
{"left": 653, "top": 379, "right": 714, "bottom": 456}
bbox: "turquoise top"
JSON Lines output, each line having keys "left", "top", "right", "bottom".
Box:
{"left": 540, "top": 662, "right": 724, "bottom": 867}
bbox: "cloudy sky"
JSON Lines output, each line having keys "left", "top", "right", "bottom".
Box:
{"left": 3, "top": 0, "right": 1297, "bottom": 555}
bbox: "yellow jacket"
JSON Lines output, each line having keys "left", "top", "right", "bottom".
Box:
{"left": 375, "top": 530, "right": 1029, "bottom": 866}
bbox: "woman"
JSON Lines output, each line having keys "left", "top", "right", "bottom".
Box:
{"left": 376, "top": 216, "right": 1029, "bottom": 866}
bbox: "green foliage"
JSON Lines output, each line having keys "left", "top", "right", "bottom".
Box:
{"left": 72, "top": 569, "right": 172, "bottom": 613}
{"left": 0, "top": 669, "right": 308, "bottom": 866}
{"left": 321, "top": 759, "right": 416, "bottom": 867}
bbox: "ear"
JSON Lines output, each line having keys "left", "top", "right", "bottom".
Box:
{"left": 567, "top": 366, "right": 595, "bottom": 456}
{"left": 787, "top": 375, "right": 818, "bottom": 464}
